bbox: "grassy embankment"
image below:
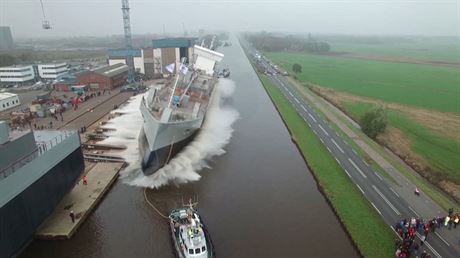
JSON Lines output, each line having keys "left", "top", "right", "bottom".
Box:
{"left": 266, "top": 51, "right": 460, "bottom": 200}
{"left": 253, "top": 69, "right": 395, "bottom": 256}
{"left": 330, "top": 41, "right": 460, "bottom": 63}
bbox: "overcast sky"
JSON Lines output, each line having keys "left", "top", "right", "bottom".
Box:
{"left": 1, "top": 0, "right": 459, "bottom": 39}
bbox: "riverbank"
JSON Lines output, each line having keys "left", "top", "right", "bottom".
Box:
{"left": 246, "top": 57, "right": 395, "bottom": 256}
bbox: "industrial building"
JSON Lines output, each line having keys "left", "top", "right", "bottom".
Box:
{"left": 108, "top": 48, "right": 145, "bottom": 75}
{"left": 0, "top": 65, "right": 35, "bottom": 84}
{"left": 37, "top": 63, "right": 69, "bottom": 80}
{"left": 151, "top": 37, "right": 197, "bottom": 77}
{"left": 76, "top": 63, "right": 128, "bottom": 90}
{"left": 0, "top": 26, "right": 14, "bottom": 50}
{"left": 0, "top": 93, "right": 20, "bottom": 112}
{"left": 52, "top": 74, "right": 78, "bottom": 91}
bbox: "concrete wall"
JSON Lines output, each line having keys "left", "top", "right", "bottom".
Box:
{"left": 0, "top": 131, "right": 35, "bottom": 169}
{"left": 108, "top": 56, "right": 145, "bottom": 74}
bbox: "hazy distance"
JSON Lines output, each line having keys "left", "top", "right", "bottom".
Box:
{"left": 0, "top": 0, "right": 459, "bottom": 39}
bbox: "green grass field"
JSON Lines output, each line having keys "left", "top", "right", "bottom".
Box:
{"left": 343, "top": 101, "right": 460, "bottom": 183}
{"left": 255, "top": 72, "right": 395, "bottom": 257}
{"left": 330, "top": 41, "right": 460, "bottom": 63}
{"left": 266, "top": 52, "right": 460, "bottom": 114}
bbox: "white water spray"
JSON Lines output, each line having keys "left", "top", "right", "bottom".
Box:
{"left": 101, "top": 79, "right": 238, "bottom": 189}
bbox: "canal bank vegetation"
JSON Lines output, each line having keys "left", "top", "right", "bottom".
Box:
{"left": 248, "top": 70, "right": 395, "bottom": 255}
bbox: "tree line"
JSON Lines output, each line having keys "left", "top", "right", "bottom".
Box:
{"left": 246, "top": 32, "right": 331, "bottom": 53}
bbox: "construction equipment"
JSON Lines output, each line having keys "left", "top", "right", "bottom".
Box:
{"left": 39, "top": 0, "right": 52, "bottom": 29}
{"left": 121, "top": 0, "right": 135, "bottom": 84}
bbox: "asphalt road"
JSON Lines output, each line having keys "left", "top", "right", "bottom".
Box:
{"left": 243, "top": 42, "right": 460, "bottom": 258}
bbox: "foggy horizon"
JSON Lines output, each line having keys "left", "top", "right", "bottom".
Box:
{"left": 1, "top": 0, "right": 459, "bottom": 39}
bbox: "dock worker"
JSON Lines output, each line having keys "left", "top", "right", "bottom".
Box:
{"left": 69, "top": 210, "right": 75, "bottom": 223}
{"left": 83, "top": 175, "right": 88, "bottom": 185}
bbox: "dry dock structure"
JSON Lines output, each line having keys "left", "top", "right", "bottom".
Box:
{"left": 36, "top": 162, "right": 124, "bottom": 239}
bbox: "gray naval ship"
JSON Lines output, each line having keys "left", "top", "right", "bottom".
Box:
{"left": 0, "top": 121, "right": 84, "bottom": 257}
{"left": 139, "top": 45, "right": 224, "bottom": 175}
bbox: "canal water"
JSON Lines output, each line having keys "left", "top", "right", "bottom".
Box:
{"left": 21, "top": 38, "right": 358, "bottom": 258}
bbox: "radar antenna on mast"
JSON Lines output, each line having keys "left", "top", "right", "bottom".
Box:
{"left": 40, "top": 0, "right": 52, "bottom": 29}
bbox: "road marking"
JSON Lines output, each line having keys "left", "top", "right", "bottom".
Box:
{"left": 307, "top": 123, "right": 311, "bottom": 128}
{"left": 374, "top": 172, "right": 383, "bottom": 181}
{"left": 372, "top": 185, "right": 400, "bottom": 215}
{"left": 301, "top": 105, "right": 307, "bottom": 112}
{"left": 288, "top": 91, "right": 294, "bottom": 97}
{"left": 435, "top": 232, "right": 450, "bottom": 246}
{"left": 308, "top": 113, "right": 317, "bottom": 123}
{"left": 390, "top": 188, "right": 400, "bottom": 198}
{"left": 326, "top": 146, "right": 332, "bottom": 153}
{"left": 348, "top": 158, "right": 367, "bottom": 178}
{"left": 344, "top": 169, "right": 351, "bottom": 178}
{"left": 313, "top": 130, "right": 318, "bottom": 136}
{"left": 318, "top": 124, "right": 329, "bottom": 136}
{"left": 335, "top": 157, "right": 341, "bottom": 165}
{"left": 352, "top": 149, "right": 358, "bottom": 155}
{"left": 331, "top": 138, "right": 344, "bottom": 153}
{"left": 409, "top": 206, "right": 420, "bottom": 217}
{"left": 424, "top": 241, "right": 442, "bottom": 258}
{"left": 371, "top": 202, "right": 382, "bottom": 215}
{"left": 356, "top": 184, "right": 365, "bottom": 194}
{"left": 320, "top": 138, "right": 324, "bottom": 144}
{"left": 294, "top": 98, "right": 300, "bottom": 103}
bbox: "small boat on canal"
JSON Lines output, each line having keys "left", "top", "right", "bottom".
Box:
{"left": 169, "top": 201, "right": 215, "bottom": 258}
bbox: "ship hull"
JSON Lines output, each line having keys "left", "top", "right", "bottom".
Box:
{"left": 0, "top": 147, "right": 84, "bottom": 258}
{"left": 139, "top": 126, "right": 198, "bottom": 175}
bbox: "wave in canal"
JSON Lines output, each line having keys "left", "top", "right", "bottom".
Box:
{"left": 101, "top": 79, "right": 238, "bottom": 189}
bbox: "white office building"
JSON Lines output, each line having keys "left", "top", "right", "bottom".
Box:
{"left": 0, "top": 65, "right": 35, "bottom": 83}
{"left": 0, "top": 92, "right": 20, "bottom": 112}
{"left": 37, "top": 63, "right": 68, "bottom": 80}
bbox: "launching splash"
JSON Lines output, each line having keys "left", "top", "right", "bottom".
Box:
{"left": 139, "top": 45, "right": 225, "bottom": 176}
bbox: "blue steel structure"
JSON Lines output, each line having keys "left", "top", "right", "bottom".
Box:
{"left": 121, "top": 0, "right": 135, "bottom": 84}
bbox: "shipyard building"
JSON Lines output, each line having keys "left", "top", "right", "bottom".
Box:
{"left": 107, "top": 37, "right": 197, "bottom": 79}
{"left": 0, "top": 93, "right": 20, "bottom": 112}
{"left": 0, "top": 65, "right": 35, "bottom": 84}
{"left": 0, "top": 26, "right": 14, "bottom": 50}
{"left": 37, "top": 63, "right": 69, "bottom": 81}
{"left": 76, "top": 63, "right": 129, "bottom": 90}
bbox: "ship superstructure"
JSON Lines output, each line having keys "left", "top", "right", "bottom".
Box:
{"left": 139, "top": 45, "right": 224, "bottom": 175}
{"left": 0, "top": 121, "right": 84, "bottom": 257}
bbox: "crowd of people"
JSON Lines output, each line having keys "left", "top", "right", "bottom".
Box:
{"left": 394, "top": 208, "right": 459, "bottom": 258}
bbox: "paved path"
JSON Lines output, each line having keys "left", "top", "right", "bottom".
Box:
{"left": 36, "top": 162, "right": 123, "bottom": 239}
{"left": 243, "top": 42, "right": 460, "bottom": 257}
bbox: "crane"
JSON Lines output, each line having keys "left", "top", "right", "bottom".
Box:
{"left": 39, "top": 0, "right": 52, "bottom": 29}
{"left": 121, "top": 0, "right": 135, "bottom": 84}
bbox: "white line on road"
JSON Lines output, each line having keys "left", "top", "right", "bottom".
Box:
{"left": 344, "top": 169, "right": 351, "bottom": 178}
{"left": 331, "top": 138, "right": 344, "bottom": 153}
{"left": 390, "top": 188, "right": 400, "bottom": 198}
{"left": 375, "top": 172, "right": 383, "bottom": 181}
{"left": 318, "top": 124, "right": 329, "bottom": 136}
{"left": 371, "top": 202, "right": 382, "bottom": 215}
{"left": 352, "top": 149, "right": 358, "bottom": 155}
{"left": 425, "top": 242, "right": 442, "bottom": 258}
{"left": 308, "top": 113, "right": 317, "bottom": 123}
{"left": 335, "top": 157, "right": 341, "bottom": 165}
{"left": 409, "top": 206, "right": 420, "bottom": 217}
{"left": 356, "top": 184, "right": 365, "bottom": 194}
{"left": 435, "top": 232, "right": 450, "bottom": 247}
{"left": 294, "top": 98, "right": 300, "bottom": 103}
{"left": 320, "top": 138, "right": 324, "bottom": 144}
{"left": 372, "top": 185, "right": 400, "bottom": 215}
{"left": 288, "top": 91, "right": 294, "bottom": 97}
{"left": 301, "top": 105, "right": 307, "bottom": 112}
{"left": 348, "top": 158, "right": 367, "bottom": 178}
{"left": 326, "top": 146, "right": 332, "bottom": 153}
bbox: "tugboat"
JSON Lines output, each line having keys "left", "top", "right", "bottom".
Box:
{"left": 169, "top": 200, "right": 215, "bottom": 258}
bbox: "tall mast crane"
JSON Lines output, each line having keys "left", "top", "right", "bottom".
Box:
{"left": 40, "top": 0, "right": 52, "bottom": 29}
{"left": 121, "top": 0, "right": 135, "bottom": 84}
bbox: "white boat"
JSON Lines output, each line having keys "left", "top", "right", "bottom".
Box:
{"left": 139, "top": 45, "right": 224, "bottom": 175}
